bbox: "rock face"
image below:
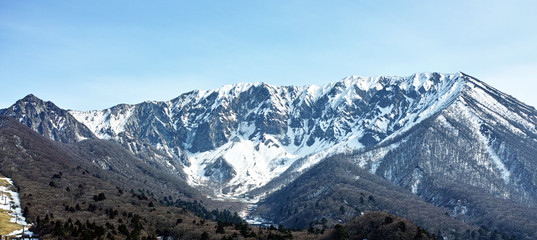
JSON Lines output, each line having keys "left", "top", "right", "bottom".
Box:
{"left": 350, "top": 77, "right": 537, "bottom": 207}
{"left": 66, "top": 72, "right": 480, "bottom": 198}
{"left": 3, "top": 72, "right": 537, "bottom": 237}
{"left": 0, "top": 94, "right": 96, "bottom": 142}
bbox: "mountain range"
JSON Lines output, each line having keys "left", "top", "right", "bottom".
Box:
{"left": 2, "top": 72, "right": 537, "bottom": 239}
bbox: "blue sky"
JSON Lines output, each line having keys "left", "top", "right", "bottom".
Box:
{"left": 1, "top": 1, "right": 537, "bottom": 110}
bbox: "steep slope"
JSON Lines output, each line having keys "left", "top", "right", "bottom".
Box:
{"left": 327, "top": 75, "right": 537, "bottom": 237}
{"left": 346, "top": 74, "right": 537, "bottom": 205}
{"left": 70, "top": 72, "right": 468, "bottom": 198}
{"left": 0, "top": 94, "right": 96, "bottom": 142}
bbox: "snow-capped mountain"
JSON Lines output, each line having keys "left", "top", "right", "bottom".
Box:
{"left": 250, "top": 74, "right": 537, "bottom": 236}
{"left": 64, "top": 73, "right": 469, "bottom": 198}
{"left": 357, "top": 77, "right": 537, "bottom": 205}
{"left": 4, "top": 72, "right": 537, "bottom": 204}
{"left": 4, "top": 72, "right": 537, "bottom": 237}
{"left": 63, "top": 71, "right": 536, "bottom": 206}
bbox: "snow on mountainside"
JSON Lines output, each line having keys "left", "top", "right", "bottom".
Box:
{"left": 70, "top": 104, "right": 136, "bottom": 139}
{"left": 341, "top": 74, "right": 537, "bottom": 210}
{"left": 4, "top": 72, "right": 537, "bottom": 238}
{"left": 4, "top": 72, "right": 535, "bottom": 205}
{"left": 69, "top": 72, "right": 472, "bottom": 199}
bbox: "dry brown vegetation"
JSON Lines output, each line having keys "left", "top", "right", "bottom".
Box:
{"left": 0, "top": 210, "right": 22, "bottom": 236}
{"left": 0, "top": 178, "right": 9, "bottom": 187}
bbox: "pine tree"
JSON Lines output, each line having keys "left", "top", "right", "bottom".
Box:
{"left": 216, "top": 221, "right": 226, "bottom": 234}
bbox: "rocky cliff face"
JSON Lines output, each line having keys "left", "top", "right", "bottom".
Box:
{"left": 0, "top": 94, "right": 96, "bottom": 142}
{"left": 66, "top": 72, "right": 476, "bottom": 198}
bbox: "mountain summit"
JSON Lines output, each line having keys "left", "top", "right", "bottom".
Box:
{"left": 0, "top": 94, "right": 96, "bottom": 142}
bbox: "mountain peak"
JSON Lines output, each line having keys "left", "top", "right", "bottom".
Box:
{"left": 1, "top": 94, "right": 96, "bottom": 143}
{"left": 20, "top": 93, "right": 44, "bottom": 105}
{"left": 22, "top": 93, "right": 39, "bottom": 100}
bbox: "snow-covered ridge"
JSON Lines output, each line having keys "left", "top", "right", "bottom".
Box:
{"left": 69, "top": 72, "right": 469, "bottom": 199}
{"left": 70, "top": 72, "right": 464, "bottom": 138}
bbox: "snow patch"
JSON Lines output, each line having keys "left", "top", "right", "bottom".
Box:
{"left": 410, "top": 169, "right": 423, "bottom": 194}
{"left": 481, "top": 134, "right": 511, "bottom": 183}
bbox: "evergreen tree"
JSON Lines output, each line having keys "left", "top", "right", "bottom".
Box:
{"left": 216, "top": 221, "right": 226, "bottom": 234}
